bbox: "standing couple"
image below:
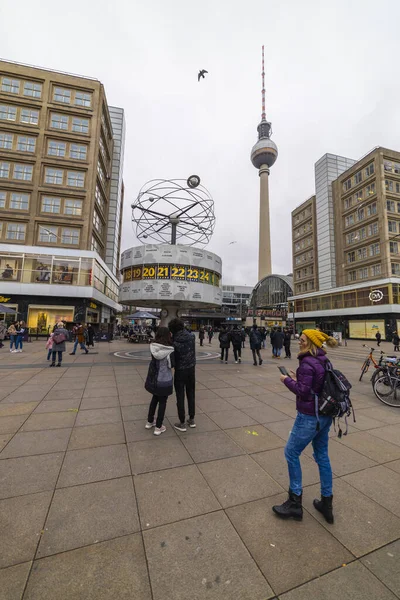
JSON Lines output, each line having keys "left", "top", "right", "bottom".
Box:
{"left": 145, "top": 318, "right": 196, "bottom": 435}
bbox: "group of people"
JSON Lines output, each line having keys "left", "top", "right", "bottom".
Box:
{"left": 0, "top": 321, "right": 27, "bottom": 352}
{"left": 45, "top": 322, "right": 95, "bottom": 366}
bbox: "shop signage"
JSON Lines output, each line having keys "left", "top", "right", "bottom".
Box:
{"left": 0, "top": 297, "right": 10, "bottom": 302}
{"left": 369, "top": 290, "right": 383, "bottom": 303}
{"left": 89, "top": 302, "right": 97, "bottom": 309}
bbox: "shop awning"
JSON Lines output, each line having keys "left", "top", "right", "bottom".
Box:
{"left": 126, "top": 311, "right": 159, "bottom": 320}
{"left": 0, "top": 303, "right": 17, "bottom": 314}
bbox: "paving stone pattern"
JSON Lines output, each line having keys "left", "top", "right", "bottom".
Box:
{"left": 0, "top": 338, "right": 400, "bottom": 599}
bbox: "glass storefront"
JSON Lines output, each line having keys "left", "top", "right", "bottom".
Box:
{"left": 27, "top": 305, "right": 75, "bottom": 332}
{"left": 0, "top": 303, "right": 18, "bottom": 325}
{"left": 295, "top": 285, "right": 391, "bottom": 313}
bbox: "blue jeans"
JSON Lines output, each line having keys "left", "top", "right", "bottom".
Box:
{"left": 9, "top": 334, "right": 15, "bottom": 350}
{"left": 284, "top": 412, "right": 333, "bottom": 496}
{"left": 15, "top": 335, "right": 23, "bottom": 350}
{"left": 72, "top": 339, "right": 87, "bottom": 353}
{"left": 273, "top": 346, "right": 281, "bottom": 357}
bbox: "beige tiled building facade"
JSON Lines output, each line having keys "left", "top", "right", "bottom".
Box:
{"left": 0, "top": 60, "right": 124, "bottom": 332}
{"left": 291, "top": 148, "right": 400, "bottom": 340}
{"left": 292, "top": 195, "right": 318, "bottom": 295}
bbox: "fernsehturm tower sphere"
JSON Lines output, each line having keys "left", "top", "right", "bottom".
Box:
{"left": 251, "top": 46, "right": 278, "bottom": 281}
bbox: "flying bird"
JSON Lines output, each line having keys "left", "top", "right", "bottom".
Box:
{"left": 198, "top": 69, "right": 208, "bottom": 82}
{"left": 228, "top": 241, "right": 237, "bottom": 245}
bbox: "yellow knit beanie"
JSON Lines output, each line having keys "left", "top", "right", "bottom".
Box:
{"left": 302, "top": 329, "right": 334, "bottom": 348}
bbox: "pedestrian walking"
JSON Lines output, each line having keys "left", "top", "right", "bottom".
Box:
{"left": 86, "top": 323, "right": 95, "bottom": 347}
{"left": 230, "top": 325, "right": 242, "bottom": 363}
{"left": 218, "top": 325, "right": 230, "bottom": 363}
{"left": 0, "top": 319, "right": 6, "bottom": 349}
{"left": 208, "top": 327, "right": 214, "bottom": 345}
{"left": 14, "top": 321, "right": 26, "bottom": 353}
{"left": 46, "top": 332, "right": 54, "bottom": 360}
{"left": 261, "top": 327, "right": 267, "bottom": 349}
{"left": 50, "top": 321, "right": 69, "bottom": 367}
{"left": 241, "top": 327, "right": 246, "bottom": 348}
{"left": 198, "top": 326, "right": 205, "bottom": 347}
{"left": 8, "top": 322, "right": 17, "bottom": 352}
{"left": 249, "top": 324, "right": 263, "bottom": 366}
{"left": 168, "top": 318, "right": 196, "bottom": 432}
{"left": 70, "top": 323, "right": 89, "bottom": 355}
{"left": 283, "top": 327, "right": 292, "bottom": 359}
{"left": 273, "top": 329, "right": 338, "bottom": 523}
{"left": 272, "top": 327, "right": 284, "bottom": 359}
{"left": 375, "top": 331, "right": 382, "bottom": 347}
{"left": 393, "top": 331, "right": 400, "bottom": 352}
{"left": 144, "top": 327, "right": 175, "bottom": 436}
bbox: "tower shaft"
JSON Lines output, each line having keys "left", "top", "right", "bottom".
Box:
{"left": 258, "top": 165, "right": 272, "bottom": 280}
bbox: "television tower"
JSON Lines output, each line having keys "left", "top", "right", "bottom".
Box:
{"left": 251, "top": 46, "right": 278, "bottom": 281}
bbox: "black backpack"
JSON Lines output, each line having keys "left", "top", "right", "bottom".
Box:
{"left": 314, "top": 361, "right": 355, "bottom": 438}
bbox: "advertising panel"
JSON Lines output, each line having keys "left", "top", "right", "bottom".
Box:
{"left": 349, "top": 320, "right": 386, "bottom": 340}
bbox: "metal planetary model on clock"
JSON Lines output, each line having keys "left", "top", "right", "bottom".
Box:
{"left": 120, "top": 175, "right": 222, "bottom": 325}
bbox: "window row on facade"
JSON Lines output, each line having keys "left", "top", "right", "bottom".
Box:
{"left": 0, "top": 104, "right": 39, "bottom": 125}
{"left": 347, "top": 263, "right": 382, "bottom": 281}
{"left": 343, "top": 183, "right": 376, "bottom": 211}
{"left": 0, "top": 75, "right": 92, "bottom": 107}
{"left": 342, "top": 162, "right": 374, "bottom": 191}
{"left": 293, "top": 204, "right": 313, "bottom": 224}
{"left": 347, "top": 243, "right": 380, "bottom": 263}
{"left": 295, "top": 265, "right": 314, "bottom": 280}
{"left": 0, "top": 190, "right": 83, "bottom": 216}
{"left": 0, "top": 221, "right": 81, "bottom": 245}
{"left": 344, "top": 201, "right": 377, "bottom": 228}
{"left": 294, "top": 220, "right": 312, "bottom": 239}
{"left": 295, "top": 285, "right": 389, "bottom": 313}
{"left": 294, "top": 235, "right": 313, "bottom": 253}
{"left": 0, "top": 132, "right": 88, "bottom": 161}
{"left": 295, "top": 281, "right": 316, "bottom": 294}
{"left": 0, "top": 162, "right": 87, "bottom": 188}
{"left": 0, "top": 105, "right": 90, "bottom": 134}
{"left": 294, "top": 250, "right": 314, "bottom": 265}
{"left": 345, "top": 222, "right": 379, "bottom": 246}
{"left": 384, "top": 160, "right": 400, "bottom": 175}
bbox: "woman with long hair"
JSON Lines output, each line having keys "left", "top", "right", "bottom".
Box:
{"left": 273, "top": 329, "right": 338, "bottom": 524}
{"left": 144, "top": 326, "right": 175, "bottom": 436}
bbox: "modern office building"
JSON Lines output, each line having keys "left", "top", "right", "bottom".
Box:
{"left": 292, "top": 195, "right": 318, "bottom": 296}
{"left": 291, "top": 147, "right": 400, "bottom": 339}
{"left": 0, "top": 59, "right": 124, "bottom": 331}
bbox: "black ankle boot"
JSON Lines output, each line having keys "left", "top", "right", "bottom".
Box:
{"left": 49, "top": 362, "right": 55, "bottom": 367}
{"left": 313, "top": 495, "right": 334, "bottom": 524}
{"left": 273, "top": 490, "right": 303, "bottom": 521}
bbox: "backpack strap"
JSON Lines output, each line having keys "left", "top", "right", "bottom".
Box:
{"left": 313, "top": 392, "right": 320, "bottom": 431}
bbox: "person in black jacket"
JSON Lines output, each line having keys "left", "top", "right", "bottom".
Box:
{"left": 218, "top": 325, "right": 231, "bottom": 363}
{"left": 375, "top": 331, "right": 382, "bottom": 347}
{"left": 272, "top": 327, "right": 285, "bottom": 359}
{"left": 249, "top": 324, "right": 263, "bottom": 366}
{"left": 230, "top": 325, "right": 242, "bottom": 363}
{"left": 283, "top": 328, "right": 292, "bottom": 359}
{"left": 169, "top": 318, "right": 196, "bottom": 432}
{"left": 393, "top": 331, "right": 400, "bottom": 352}
{"left": 198, "top": 326, "right": 205, "bottom": 346}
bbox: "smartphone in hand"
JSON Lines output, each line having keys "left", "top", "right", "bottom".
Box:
{"left": 278, "top": 366, "right": 289, "bottom": 376}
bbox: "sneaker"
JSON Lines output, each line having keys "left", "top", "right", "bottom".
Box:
{"left": 154, "top": 425, "right": 166, "bottom": 436}
{"left": 235, "top": 361, "right": 238, "bottom": 364}
{"left": 259, "top": 359, "right": 263, "bottom": 366}
{"left": 174, "top": 422, "right": 187, "bottom": 432}
{"left": 69, "top": 352, "right": 76, "bottom": 355}
{"left": 56, "top": 363, "right": 61, "bottom": 367}
{"left": 238, "top": 358, "right": 242, "bottom": 363}
{"left": 85, "top": 350, "right": 89, "bottom": 354}
{"left": 145, "top": 421, "right": 156, "bottom": 429}
{"left": 225, "top": 361, "right": 228, "bottom": 364}
{"left": 187, "top": 419, "right": 196, "bottom": 428}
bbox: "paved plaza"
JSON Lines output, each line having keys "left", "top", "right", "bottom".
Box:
{"left": 0, "top": 337, "right": 400, "bottom": 599}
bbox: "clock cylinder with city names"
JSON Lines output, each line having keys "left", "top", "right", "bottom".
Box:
{"left": 119, "top": 244, "right": 222, "bottom": 308}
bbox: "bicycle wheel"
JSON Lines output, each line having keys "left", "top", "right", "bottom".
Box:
{"left": 371, "top": 368, "right": 384, "bottom": 385}
{"left": 373, "top": 375, "right": 400, "bottom": 407}
{"left": 359, "top": 359, "right": 370, "bottom": 381}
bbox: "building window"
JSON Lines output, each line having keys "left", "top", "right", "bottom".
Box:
{"left": 345, "top": 215, "right": 354, "bottom": 227}
{"left": 369, "top": 243, "right": 380, "bottom": 257}
{"left": 347, "top": 251, "right": 356, "bottom": 263}
{"left": 71, "top": 117, "right": 89, "bottom": 134}
{"left": 50, "top": 113, "right": 69, "bottom": 130}
{"left": 39, "top": 225, "right": 58, "bottom": 243}
{"left": 360, "top": 227, "right": 367, "bottom": 240}
{"left": 95, "top": 184, "right": 106, "bottom": 212}
{"left": 97, "top": 160, "right": 106, "bottom": 185}
{"left": 67, "top": 171, "right": 85, "bottom": 188}
{"left": 365, "top": 163, "right": 374, "bottom": 177}
{"left": 346, "top": 232, "right": 356, "bottom": 245}
{"left": 0, "top": 162, "right": 10, "bottom": 178}
{"left": 48, "top": 140, "right": 66, "bottom": 157}
{"left": 74, "top": 92, "right": 92, "bottom": 107}
{"left": 20, "top": 109, "right": 39, "bottom": 125}
{"left": 384, "top": 161, "right": 393, "bottom": 172}
{"left": 13, "top": 164, "right": 33, "bottom": 181}
{"left": 344, "top": 197, "right": 352, "bottom": 210}
{"left": 359, "top": 267, "right": 368, "bottom": 279}
{"left": 45, "top": 168, "right": 63, "bottom": 185}
{"left": 1, "top": 78, "right": 20, "bottom": 94}
{"left": 23, "top": 81, "right": 42, "bottom": 98}
{"left": 61, "top": 228, "right": 80, "bottom": 245}
{"left": 41, "top": 196, "right": 61, "bottom": 213}
{"left": 17, "top": 136, "right": 36, "bottom": 153}
{"left": 357, "top": 247, "right": 367, "bottom": 260}
{"left": 10, "top": 193, "right": 29, "bottom": 210}
{"left": 367, "top": 202, "right": 377, "bottom": 216}
{"left": 366, "top": 183, "right": 376, "bottom": 196}
{"left": 0, "top": 104, "right": 17, "bottom": 121}
{"left": 93, "top": 209, "right": 103, "bottom": 236}
{"left": 0, "top": 133, "right": 13, "bottom": 149}
{"left": 395, "top": 163, "right": 400, "bottom": 174}
{"left": 348, "top": 270, "right": 357, "bottom": 282}
{"left": 91, "top": 236, "right": 101, "bottom": 253}
{"left": 368, "top": 222, "right": 378, "bottom": 236}
{"left": 371, "top": 264, "right": 381, "bottom": 276}
{"left": 388, "top": 221, "right": 398, "bottom": 233}
{"left": 343, "top": 179, "right": 352, "bottom": 191}
{"left": 69, "top": 143, "right": 87, "bottom": 160}
{"left": 6, "top": 223, "right": 26, "bottom": 240}
{"left": 64, "top": 199, "right": 82, "bottom": 216}
{"left": 392, "top": 263, "right": 400, "bottom": 275}
{"left": 356, "top": 208, "right": 365, "bottom": 222}
{"left": 390, "top": 241, "right": 399, "bottom": 254}
{"left": 0, "top": 191, "right": 5, "bottom": 208}
{"left": 354, "top": 171, "right": 362, "bottom": 184}
{"left": 387, "top": 200, "right": 395, "bottom": 212}
{"left": 386, "top": 180, "right": 394, "bottom": 192}
{"left": 53, "top": 87, "right": 71, "bottom": 104}
{"left": 354, "top": 190, "right": 363, "bottom": 202}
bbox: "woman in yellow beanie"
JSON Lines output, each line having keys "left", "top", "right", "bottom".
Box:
{"left": 272, "top": 329, "right": 337, "bottom": 523}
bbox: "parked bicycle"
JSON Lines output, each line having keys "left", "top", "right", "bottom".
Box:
{"left": 359, "top": 345, "right": 400, "bottom": 383}
{"left": 373, "top": 367, "right": 400, "bottom": 407}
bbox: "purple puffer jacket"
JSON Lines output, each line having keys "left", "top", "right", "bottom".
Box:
{"left": 284, "top": 349, "right": 329, "bottom": 415}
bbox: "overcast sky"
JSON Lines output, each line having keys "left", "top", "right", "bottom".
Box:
{"left": 1, "top": 0, "right": 400, "bottom": 287}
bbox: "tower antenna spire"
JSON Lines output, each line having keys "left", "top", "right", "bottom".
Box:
{"left": 261, "top": 45, "right": 266, "bottom": 121}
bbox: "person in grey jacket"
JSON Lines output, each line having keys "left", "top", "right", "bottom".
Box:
{"left": 50, "top": 321, "right": 69, "bottom": 367}
{"left": 0, "top": 320, "right": 6, "bottom": 349}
